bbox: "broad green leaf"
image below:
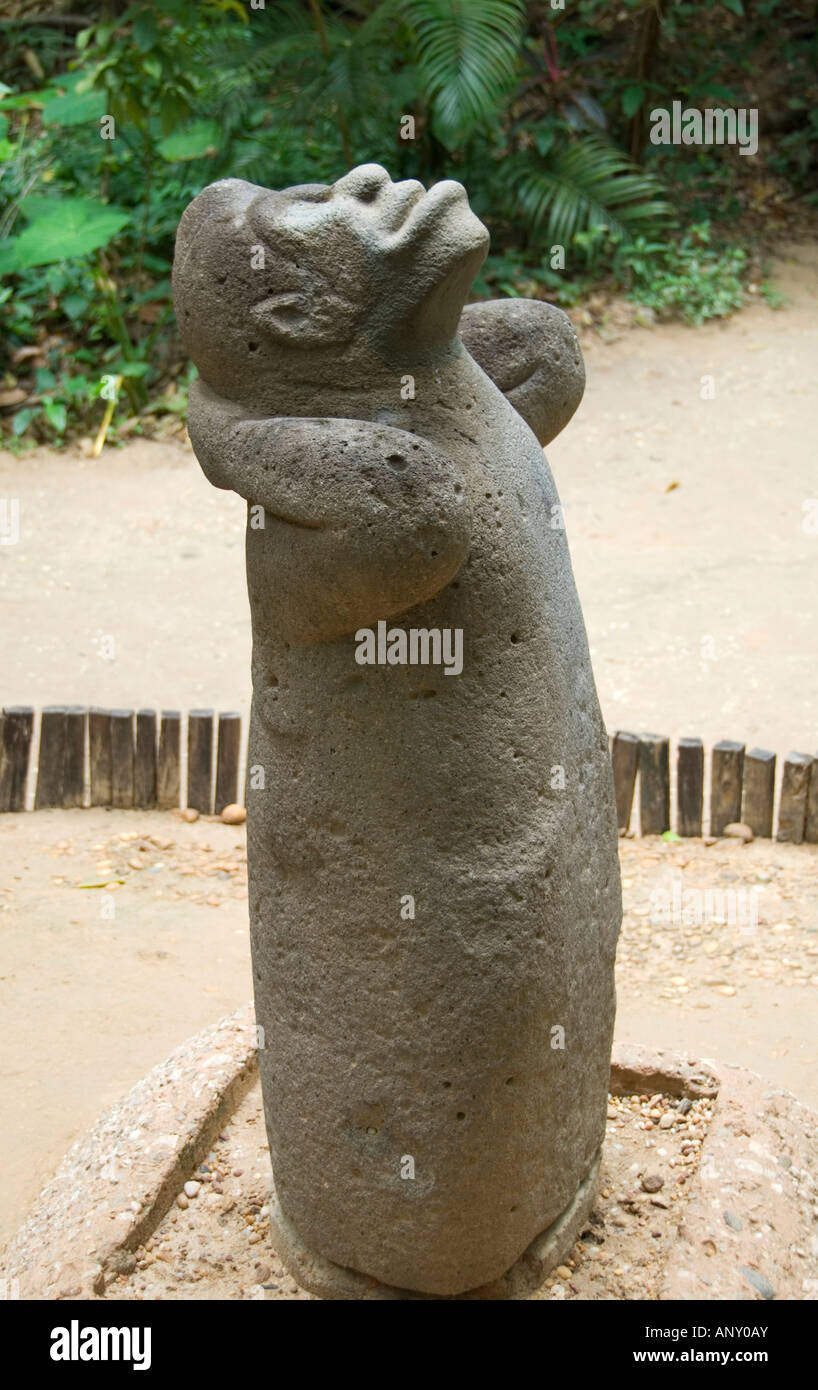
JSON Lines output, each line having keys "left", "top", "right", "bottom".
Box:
{"left": 62, "top": 375, "right": 91, "bottom": 396}
{"left": 43, "top": 399, "right": 67, "bottom": 433}
{"left": 12, "top": 408, "right": 35, "bottom": 437}
{"left": 157, "top": 119, "right": 222, "bottom": 161}
{"left": 19, "top": 195, "right": 67, "bottom": 222}
{"left": 722, "top": 0, "right": 744, "bottom": 13}
{"left": 95, "top": 21, "right": 117, "bottom": 48}
{"left": 133, "top": 11, "right": 160, "bottom": 51}
{"left": 62, "top": 294, "right": 90, "bottom": 320}
{"left": 0, "top": 89, "right": 48, "bottom": 110}
{"left": 41, "top": 85, "right": 107, "bottom": 126}
{"left": 10, "top": 200, "right": 130, "bottom": 270}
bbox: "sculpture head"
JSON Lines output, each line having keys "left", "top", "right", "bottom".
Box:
{"left": 172, "top": 163, "right": 489, "bottom": 400}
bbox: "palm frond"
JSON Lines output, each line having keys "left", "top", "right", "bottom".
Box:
{"left": 401, "top": 0, "right": 526, "bottom": 147}
{"left": 510, "top": 136, "right": 671, "bottom": 245}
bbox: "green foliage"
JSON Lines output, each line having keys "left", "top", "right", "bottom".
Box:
{"left": 0, "top": 197, "right": 129, "bottom": 273}
{"left": 402, "top": 0, "right": 526, "bottom": 146}
{"left": 0, "top": 0, "right": 810, "bottom": 445}
{"left": 156, "top": 120, "right": 222, "bottom": 162}
{"left": 510, "top": 135, "right": 669, "bottom": 245}
{"left": 74, "top": 3, "right": 202, "bottom": 137}
{"left": 615, "top": 225, "right": 747, "bottom": 325}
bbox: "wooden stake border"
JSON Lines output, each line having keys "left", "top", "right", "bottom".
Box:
{"left": 0, "top": 706, "right": 815, "bottom": 841}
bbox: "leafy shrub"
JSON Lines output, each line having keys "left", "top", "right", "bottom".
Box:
{"left": 0, "top": 0, "right": 810, "bottom": 444}
{"left": 615, "top": 224, "right": 747, "bottom": 325}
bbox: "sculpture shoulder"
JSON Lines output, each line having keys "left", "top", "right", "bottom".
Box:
{"left": 458, "top": 299, "right": 585, "bottom": 447}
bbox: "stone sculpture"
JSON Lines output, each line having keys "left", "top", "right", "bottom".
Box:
{"left": 173, "top": 164, "right": 622, "bottom": 1298}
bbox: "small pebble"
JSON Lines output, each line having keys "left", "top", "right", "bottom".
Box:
{"left": 723, "top": 1210, "right": 742, "bottom": 1232}
{"left": 738, "top": 1266, "right": 774, "bottom": 1300}
{"left": 556, "top": 1265, "right": 571, "bottom": 1280}
{"left": 641, "top": 1173, "right": 664, "bottom": 1193}
{"left": 184, "top": 1181, "right": 201, "bottom": 1199}
{"left": 221, "top": 803, "right": 246, "bottom": 825}
{"left": 723, "top": 822, "right": 753, "bottom": 843}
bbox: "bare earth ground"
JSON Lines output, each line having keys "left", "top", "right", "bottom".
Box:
{"left": 0, "top": 809, "right": 816, "bottom": 1249}
{"left": 1, "top": 245, "right": 816, "bottom": 1250}
{"left": 103, "top": 1082, "right": 714, "bottom": 1301}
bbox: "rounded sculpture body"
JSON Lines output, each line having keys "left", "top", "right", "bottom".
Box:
{"left": 174, "top": 165, "right": 621, "bottom": 1297}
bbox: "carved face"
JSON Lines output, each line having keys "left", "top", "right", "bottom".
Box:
{"left": 173, "top": 164, "right": 490, "bottom": 399}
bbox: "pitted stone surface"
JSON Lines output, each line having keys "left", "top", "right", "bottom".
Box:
{"left": 172, "top": 164, "right": 621, "bottom": 1296}
{"left": 6, "top": 1023, "right": 816, "bottom": 1303}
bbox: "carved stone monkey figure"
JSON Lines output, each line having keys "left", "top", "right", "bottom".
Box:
{"left": 174, "top": 164, "right": 621, "bottom": 1299}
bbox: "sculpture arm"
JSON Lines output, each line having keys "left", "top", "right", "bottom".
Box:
{"left": 187, "top": 379, "right": 472, "bottom": 643}
{"left": 458, "top": 299, "right": 585, "bottom": 447}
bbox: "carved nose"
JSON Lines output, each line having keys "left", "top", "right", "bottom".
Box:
{"left": 333, "top": 163, "right": 392, "bottom": 203}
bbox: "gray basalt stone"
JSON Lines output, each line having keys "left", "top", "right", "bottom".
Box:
{"left": 173, "top": 163, "right": 621, "bottom": 1298}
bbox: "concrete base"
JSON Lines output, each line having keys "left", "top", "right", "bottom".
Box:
{"left": 268, "top": 1151, "right": 601, "bottom": 1301}
{"left": 6, "top": 1011, "right": 818, "bottom": 1303}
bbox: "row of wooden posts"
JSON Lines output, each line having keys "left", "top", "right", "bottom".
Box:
{"left": 0, "top": 706, "right": 243, "bottom": 816}
{"left": 612, "top": 732, "right": 818, "bottom": 844}
{"left": 0, "top": 706, "right": 816, "bottom": 841}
